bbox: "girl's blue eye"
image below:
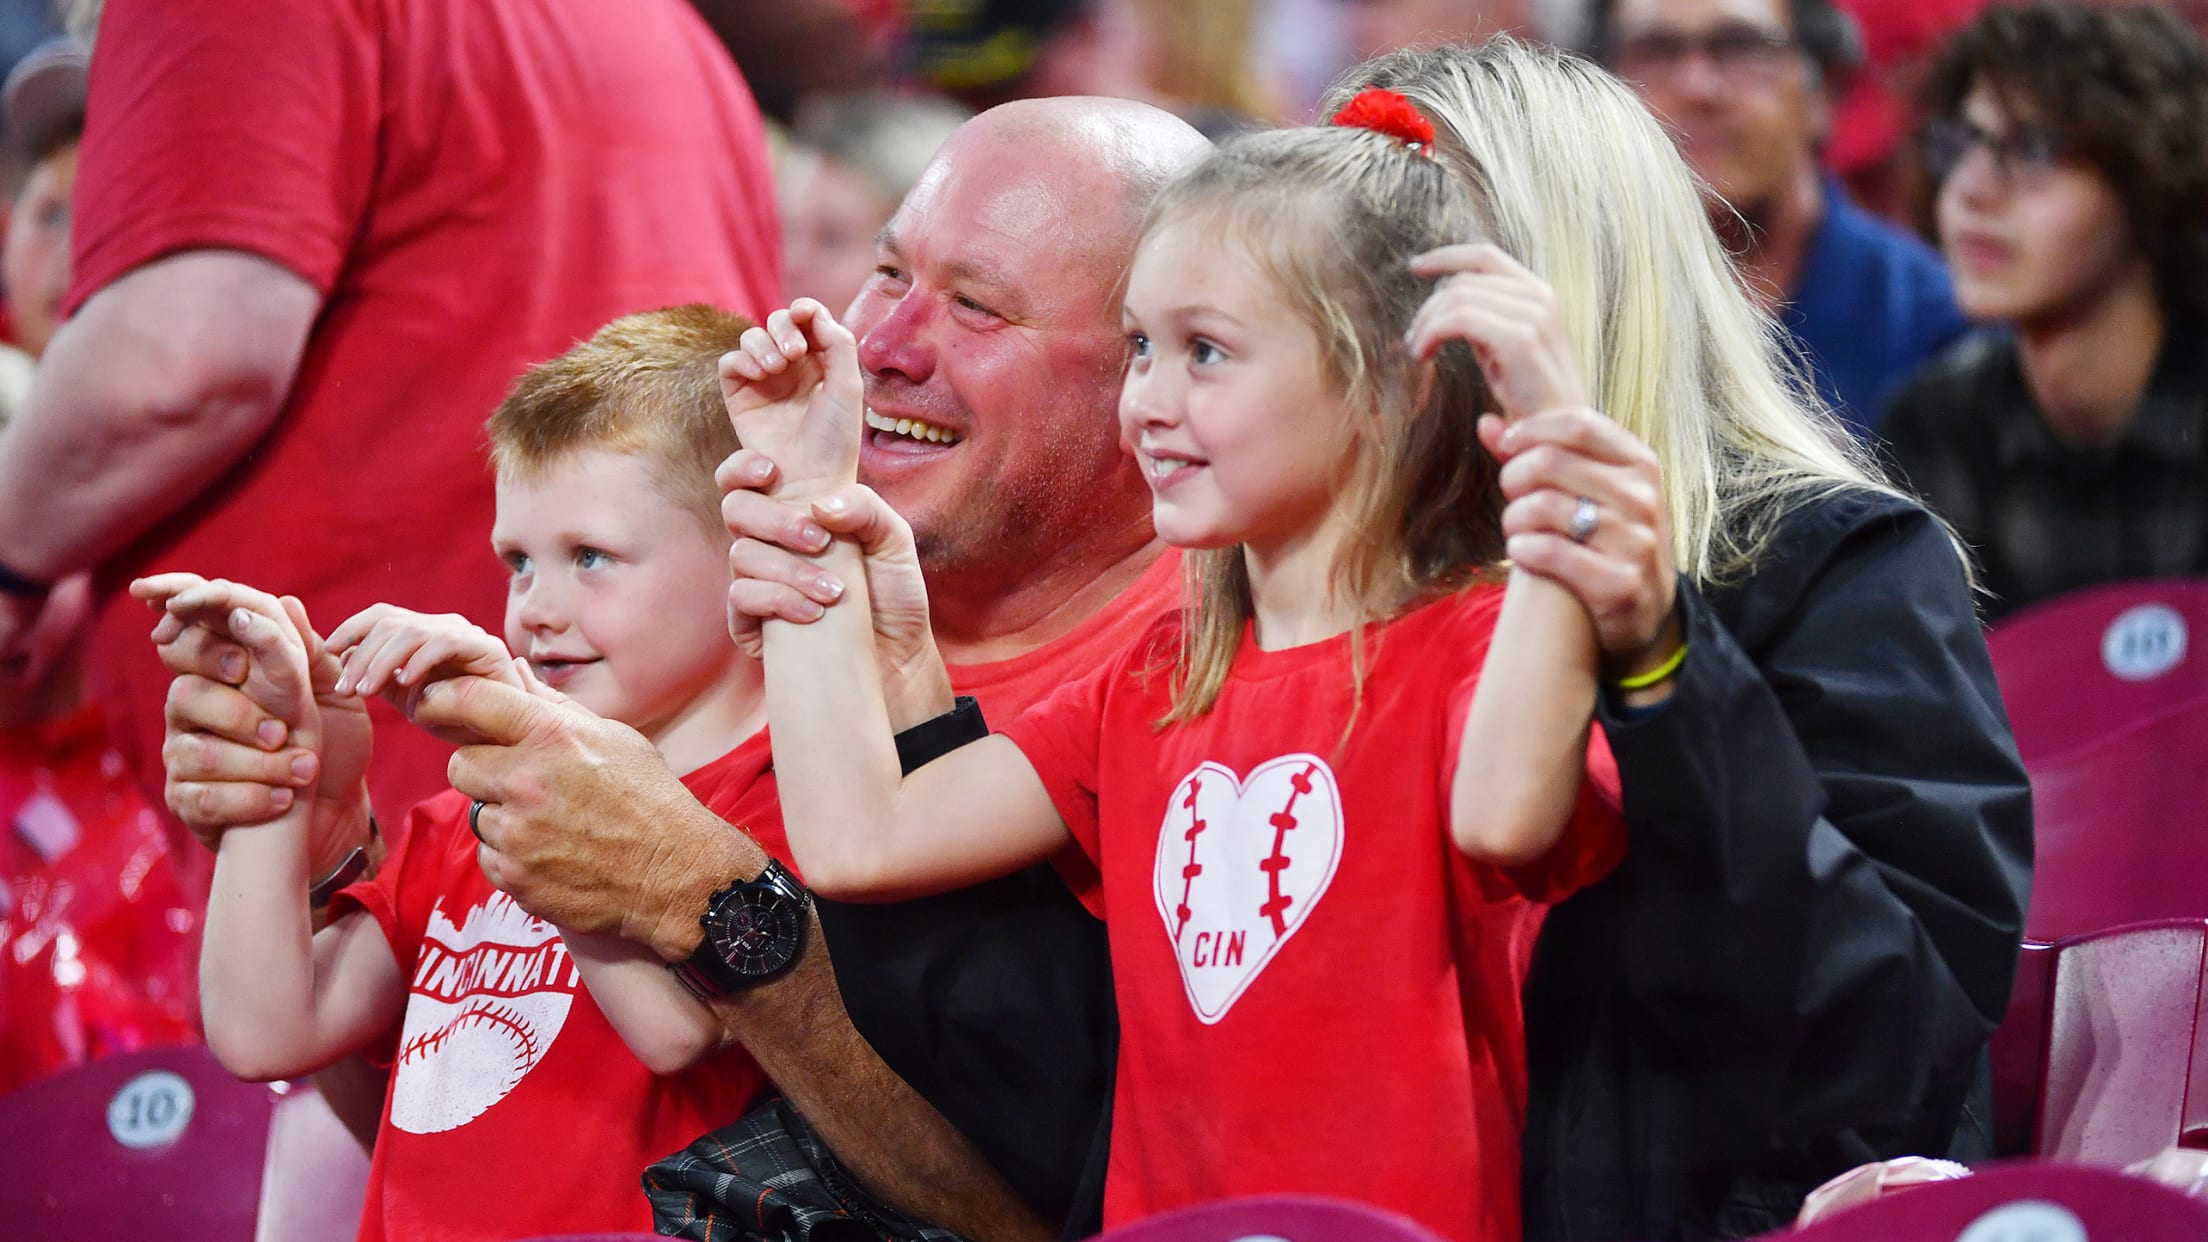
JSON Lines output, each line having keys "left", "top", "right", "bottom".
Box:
{"left": 1192, "top": 338, "right": 1225, "bottom": 365}
{"left": 577, "top": 547, "right": 610, "bottom": 569}
{"left": 503, "top": 551, "right": 531, "bottom": 576}
{"left": 1128, "top": 332, "right": 1151, "bottom": 359}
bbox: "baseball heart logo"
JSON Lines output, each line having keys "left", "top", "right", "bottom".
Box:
{"left": 1152, "top": 753, "right": 1344, "bottom": 1024}
{"left": 389, "top": 892, "right": 579, "bottom": 1134}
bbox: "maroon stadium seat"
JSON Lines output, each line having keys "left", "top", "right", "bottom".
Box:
{"left": 0, "top": 1043, "right": 367, "bottom": 1241}
{"left": 1988, "top": 938, "right": 2056, "bottom": 1155}
{"left": 1087, "top": 1194, "right": 1448, "bottom": 1242}
{"left": 2036, "top": 920, "right": 2208, "bottom": 1168}
{"left": 1784, "top": 1159, "right": 2208, "bottom": 1240}
{"left": 1988, "top": 578, "right": 2208, "bottom": 764}
{"left": 1986, "top": 579, "right": 2208, "bottom": 941}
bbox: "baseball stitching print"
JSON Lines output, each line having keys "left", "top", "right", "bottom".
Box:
{"left": 389, "top": 891, "right": 580, "bottom": 1134}
{"left": 1152, "top": 753, "right": 1345, "bottom": 1024}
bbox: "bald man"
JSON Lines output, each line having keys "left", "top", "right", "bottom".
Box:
{"left": 156, "top": 97, "right": 1211, "bottom": 1239}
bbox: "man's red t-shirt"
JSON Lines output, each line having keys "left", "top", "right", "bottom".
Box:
{"left": 68, "top": 0, "right": 782, "bottom": 839}
{"left": 945, "top": 551, "right": 1182, "bottom": 720}
{"left": 998, "top": 587, "right": 1626, "bottom": 1242}
{"left": 328, "top": 733, "right": 788, "bottom": 1241}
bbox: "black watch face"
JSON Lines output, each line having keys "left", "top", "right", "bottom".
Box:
{"left": 704, "top": 884, "right": 802, "bottom": 978}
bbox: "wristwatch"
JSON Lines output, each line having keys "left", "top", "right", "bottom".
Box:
{"left": 672, "top": 858, "right": 811, "bottom": 997}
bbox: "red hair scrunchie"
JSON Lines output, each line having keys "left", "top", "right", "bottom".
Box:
{"left": 1329, "top": 87, "right": 1436, "bottom": 154}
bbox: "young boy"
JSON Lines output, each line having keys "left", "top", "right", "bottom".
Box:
{"left": 135, "top": 305, "right": 784, "bottom": 1241}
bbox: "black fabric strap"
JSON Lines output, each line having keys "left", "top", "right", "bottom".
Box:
{"left": 893, "top": 696, "right": 988, "bottom": 774}
{"left": 0, "top": 557, "right": 52, "bottom": 599}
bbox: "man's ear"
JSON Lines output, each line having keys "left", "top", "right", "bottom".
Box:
{"left": 1807, "top": 70, "right": 1835, "bottom": 151}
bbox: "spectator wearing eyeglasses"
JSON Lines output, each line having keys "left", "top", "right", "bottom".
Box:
{"left": 1591, "top": 0, "right": 1967, "bottom": 437}
{"left": 1881, "top": 2, "right": 2208, "bottom": 623}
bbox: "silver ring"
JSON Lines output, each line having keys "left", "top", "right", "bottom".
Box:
{"left": 1569, "top": 495, "right": 1600, "bottom": 544}
{"left": 468, "top": 798, "right": 488, "bottom": 843}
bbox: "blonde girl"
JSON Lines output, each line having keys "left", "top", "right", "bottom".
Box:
{"left": 718, "top": 102, "right": 1627, "bottom": 1241}
{"left": 1322, "top": 40, "right": 2031, "bottom": 1240}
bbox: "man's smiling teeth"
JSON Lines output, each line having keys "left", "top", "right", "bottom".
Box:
{"left": 864, "top": 408, "right": 961, "bottom": 444}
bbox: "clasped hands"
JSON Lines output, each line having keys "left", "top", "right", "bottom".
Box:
{"left": 135, "top": 574, "right": 693, "bottom": 947}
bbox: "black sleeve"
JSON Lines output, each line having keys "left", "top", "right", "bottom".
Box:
{"left": 816, "top": 872, "right": 1114, "bottom": 1239}
{"left": 1604, "top": 505, "right": 2029, "bottom": 1124}
{"left": 1521, "top": 495, "right": 2033, "bottom": 1239}
{"left": 816, "top": 702, "right": 1116, "bottom": 1237}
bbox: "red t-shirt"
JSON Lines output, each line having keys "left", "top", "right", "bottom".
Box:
{"left": 327, "top": 733, "right": 789, "bottom": 1241}
{"left": 998, "top": 587, "right": 1625, "bottom": 1242}
{"left": 949, "top": 548, "right": 1180, "bottom": 901}
{"left": 946, "top": 550, "right": 1183, "bottom": 722}
{"left": 68, "top": 0, "right": 782, "bottom": 838}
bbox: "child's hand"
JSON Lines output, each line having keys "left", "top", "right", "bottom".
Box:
{"left": 131, "top": 574, "right": 375, "bottom": 873}
{"left": 1407, "top": 243, "right": 1590, "bottom": 422}
{"left": 326, "top": 605, "right": 529, "bottom": 743}
{"left": 720, "top": 299, "right": 864, "bottom": 501}
{"left": 134, "top": 574, "right": 320, "bottom": 749}
{"left": 715, "top": 448, "right": 945, "bottom": 724}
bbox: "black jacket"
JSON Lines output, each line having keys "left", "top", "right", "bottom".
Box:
{"left": 1518, "top": 488, "right": 2034, "bottom": 1240}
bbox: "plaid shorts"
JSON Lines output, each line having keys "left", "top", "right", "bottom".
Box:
{"left": 644, "top": 1096, "right": 970, "bottom": 1242}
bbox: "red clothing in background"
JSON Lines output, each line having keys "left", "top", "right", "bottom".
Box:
{"left": 329, "top": 733, "right": 787, "bottom": 1241}
{"left": 67, "top": 0, "right": 781, "bottom": 847}
{"left": 0, "top": 706, "right": 197, "bottom": 1094}
{"left": 1000, "top": 587, "right": 1625, "bottom": 1241}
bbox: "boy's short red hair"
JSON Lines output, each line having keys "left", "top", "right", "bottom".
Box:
{"left": 486, "top": 304, "right": 752, "bottom": 530}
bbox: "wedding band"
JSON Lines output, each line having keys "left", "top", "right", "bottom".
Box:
{"left": 1569, "top": 496, "right": 1600, "bottom": 544}
{"left": 468, "top": 798, "right": 489, "bottom": 843}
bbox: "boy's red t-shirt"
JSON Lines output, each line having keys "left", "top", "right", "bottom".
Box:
{"left": 998, "top": 587, "right": 1625, "bottom": 1242}
{"left": 328, "top": 732, "right": 788, "bottom": 1242}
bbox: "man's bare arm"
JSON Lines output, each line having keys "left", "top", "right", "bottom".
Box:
{"left": 0, "top": 249, "right": 320, "bottom": 579}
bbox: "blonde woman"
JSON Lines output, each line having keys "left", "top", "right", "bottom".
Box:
{"left": 1322, "top": 40, "right": 2031, "bottom": 1240}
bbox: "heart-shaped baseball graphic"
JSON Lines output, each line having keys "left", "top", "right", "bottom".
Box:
{"left": 1151, "top": 753, "right": 1345, "bottom": 1024}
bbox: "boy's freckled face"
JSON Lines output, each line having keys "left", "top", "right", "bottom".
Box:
{"left": 490, "top": 449, "right": 736, "bottom": 747}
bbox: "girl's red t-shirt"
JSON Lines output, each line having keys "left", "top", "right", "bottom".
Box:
{"left": 1000, "top": 586, "right": 1625, "bottom": 1242}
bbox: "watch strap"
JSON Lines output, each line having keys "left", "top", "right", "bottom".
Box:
{"left": 0, "top": 557, "right": 53, "bottom": 599}
{"left": 307, "top": 846, "right": 370, "bottom": 909}
{"left": 893, "top": 695, "right": 988, "bottom": 774}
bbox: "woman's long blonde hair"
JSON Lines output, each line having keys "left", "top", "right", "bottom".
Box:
{"left": 1149, "top": 123, "right": 1502, "bottom": 723}
{"left": 1320, "top": 39, "right": 1905, "bottom": 584}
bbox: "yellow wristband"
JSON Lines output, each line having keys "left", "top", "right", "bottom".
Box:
{"left": 1610, "top": 641, "right": 1688, "bottom": 691}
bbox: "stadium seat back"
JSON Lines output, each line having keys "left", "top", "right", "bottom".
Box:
{"left": 1784, "top": 1159, "right": 2208, "bottom": 1241}
{"left": 1988, "top": 578, "right": 2208, "bottom": 765}
{"left": 1987, "top": 580, "right": 2208, "bottom": 941}
{"left": 2038, "top": 920, "right": 2208, "bottom": 1168}
{"left": 0, "top": 1044, "right": 367, "bottom": 1241}
{"left": 2020, "top": 709, "right": 2208, "bottom": 940}
{"left": 1086, "top": 1194, "right": 1448, "bottom": 1242}
{"left": 1989, "top": 939, "right": 2057, "bottom": 1156}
